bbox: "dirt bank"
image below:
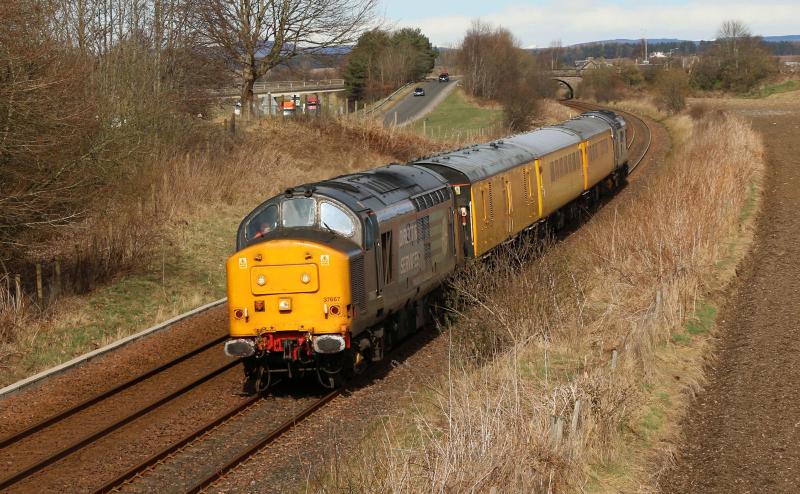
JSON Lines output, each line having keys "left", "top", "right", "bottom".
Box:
{"left": 660, "top": 97, "right": 800, "bottom": 492}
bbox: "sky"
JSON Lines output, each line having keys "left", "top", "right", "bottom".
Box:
{"left": 379, "top": 0, "right": 800, "bottom": 48}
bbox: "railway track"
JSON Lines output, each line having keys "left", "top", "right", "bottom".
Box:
{"left": 0, "top": 334, "right": 239, "bottom": 492}
{"left": 561, "top": 99, "right": 653, "bottom": 172}
{"left": 89, "top": 388, "right": 338, "bottom": 493}
{"left": 0, "top": 103, "right": 658, "bottom": 493}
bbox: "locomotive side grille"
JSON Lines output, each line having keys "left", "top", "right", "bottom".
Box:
{"left": 416, "top": 217, "right": 432, "bottom": 263}
{"left": 350, "top": 253, "right": 367, "bottom": 315}
{"left": 411, "top": 187, "right": 451, "bottom": 211}
{"left": 522, "top": 168, "right": 530, "bottom": 205}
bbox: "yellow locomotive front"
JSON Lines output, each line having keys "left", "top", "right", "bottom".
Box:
{"left": 224, "top": 193, "right": 365, "bottom": 392}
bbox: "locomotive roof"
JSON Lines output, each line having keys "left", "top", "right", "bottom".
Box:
{"left": 411, "top": 112, "right": 614, "bottom": 182}
{"left": 555, "top": 114, "right": 613, "bottom": 140}
{"left": 295, "top": 163, "right": 449, "bottom": 214}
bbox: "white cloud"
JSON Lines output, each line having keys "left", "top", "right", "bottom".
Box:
{"left": 397, "top": 1, "right": 800, "bottom": 46}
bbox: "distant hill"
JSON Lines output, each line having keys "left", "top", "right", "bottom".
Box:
{"left": 763, "top": 35, "right": 800, "bottom": 42}
{"left": 574, "top": 38, "right": 687, "bottom": 46}
{"left": 568, "top": 35, "right": 800, "bottom": 48}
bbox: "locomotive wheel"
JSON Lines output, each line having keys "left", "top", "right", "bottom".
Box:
{"left": 317, "top": 367, "right": 344, "bottom": 389}
{"left": 255, "top": 365, "right": 271, "bottom": 393}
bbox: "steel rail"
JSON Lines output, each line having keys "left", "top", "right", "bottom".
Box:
{"left": 0, "top": 359, "right": 239, "bottom": 491}
{"left": 185, "top": 390, "right": 341, "bottom": 494}
{"left": 92, "top": 394, "right": 262, "bottom": 494}
{"left": 621, "top": 111, "right": 652, "bottom": 172}
{"left": 0, "top": 335, "right": 227, "bottom": 450}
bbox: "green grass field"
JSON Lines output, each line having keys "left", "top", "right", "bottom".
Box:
{"left": 743, "top": 79, "right": 800, "bottom": 98}
{"left": 0, "top": 205, "right": 244, "bottom": 386}
{"left": 410, "top": 88, "right": 504, "bottom": 139}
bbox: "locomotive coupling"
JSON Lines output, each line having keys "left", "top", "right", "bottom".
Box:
{"left": 224, "top": 338, "right": 256, "bottom": 358}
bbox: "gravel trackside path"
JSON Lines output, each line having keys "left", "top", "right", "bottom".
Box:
{"left": 660, "top": 101, "right": 800, "bottom": 492}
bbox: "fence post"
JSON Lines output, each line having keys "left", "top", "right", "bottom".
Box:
{"left": 423, "top": 119, "right": 426, "bottom": 136}
{"left": 611, "top": 349, "right": 619, "bottom": 369}
{"left": 54, "top": 260, "right": 62, "bottom": 298}
{"left": 549, "top": 415, "right": 564, "bottom": 445}
{"left": 151, "top": 183, "right": 157, "bottom": 216}
{"left": 35, "top": 263, "right": 43, "bottom": 306}
{"left": 571, "top": 399, "right": 581, "bottom": 435}
{"left": 14, "top": 274, "right": 21, "bottom": 304}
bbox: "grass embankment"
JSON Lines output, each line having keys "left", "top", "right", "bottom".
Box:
{"left": 0, "top": 116, "right": 444, "bottom": 386}
{"left": 409, "top": 88, "right": 576, "bottom": 141}
{"left": 410, "top": 87, "right": 504, "bottom": 140}
{"left": 319, "top": 109, "right": 764, "bottom": 492}
{"left": 743, "top": 79, "right": 800, "bottom": 98}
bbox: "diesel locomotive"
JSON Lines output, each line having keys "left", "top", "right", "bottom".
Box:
{"left": 224, "top": 111, "right": 629, "bottom": 393}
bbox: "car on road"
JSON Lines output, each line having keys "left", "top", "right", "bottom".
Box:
{"left": 438, "top": 73, "right": 450, "bottom": 82}
{"left": 413, "top": 87, "right": 425, "bottom": 97}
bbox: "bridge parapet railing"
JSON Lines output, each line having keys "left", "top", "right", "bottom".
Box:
{"left": 213, "top": 79, "right": 346, "bottom": 97}
{"left": 251, "top": 79, "right": 345, "bottom": 92}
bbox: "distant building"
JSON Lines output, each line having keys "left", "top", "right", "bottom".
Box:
{"left": 574, "top": 57, "right": 614, "bottom": 72}
{"left": 778, "top": 56, "right": 800, "bottom": 73}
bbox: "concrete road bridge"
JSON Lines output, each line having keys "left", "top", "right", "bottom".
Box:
{"left": 216, "top": 79, "right": 348, "bottom": 115}
{"left": 216, "top": 79, "right": 346, "bottom": 99}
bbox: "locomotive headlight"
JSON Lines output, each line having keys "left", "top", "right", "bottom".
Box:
{"left": 279, "top": 298, "right": 292, "bottom": 312}
{"left": 256, "top": 275, "right": 266, "bottom": 286}
{"left": 300, "top": 273, "right": 311, "bottom": 284}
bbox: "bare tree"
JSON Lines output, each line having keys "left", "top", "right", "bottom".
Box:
{"left": 717, "top": 19, "right": 751, "bottom": 70}
{"left": 692, "top": 19, "right": 777, "bottom": 92}
{"left": 548, "top": 39, "right": 562, "bottom": 70}
{"left": 457, "top": 20, "right": 518, "bottom": 100}
{"left": 454, "top": 20, "right": 551, "bottom": 131}
{"left": 196, "top": 0, "right": 376, "bottom": 112}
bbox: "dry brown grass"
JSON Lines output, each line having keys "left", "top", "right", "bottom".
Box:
{"left": 154, "top": 116, "right": 445, "bottom": 222}
{"left": 318, "top": 111, "right": 764, "bottom": 493}
{"left": 588, "top": 95, "right": 669, "bottom": 122}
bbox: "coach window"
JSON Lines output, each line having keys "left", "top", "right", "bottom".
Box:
{"left": 320, "top": 201, "right": 355, "bottom": 237}
{"left": 282, "top": 197, "right": 316, "bottom": 228}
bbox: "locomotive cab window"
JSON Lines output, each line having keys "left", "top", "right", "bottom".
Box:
{"left": 244, "top": 196, "right": 362, "bottom": 245}
{"left": 282, "top": 197, "right": 316, "bottom": 227}
{"left": 320, "top": 202, "right": 355, "bottom": 237}
{"left": 247, "top": 205, "right": 279, "bottom": 239}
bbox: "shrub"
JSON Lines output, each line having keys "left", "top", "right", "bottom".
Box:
{"left": 655, "top": 69, "right": 690, "bottom": 114}
{"left": 580, "top": 66, "right": 623, "bottom": 102}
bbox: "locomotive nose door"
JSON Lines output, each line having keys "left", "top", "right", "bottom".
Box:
{"left": 249, "top": 263, "right": 319, "bottom": 295}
